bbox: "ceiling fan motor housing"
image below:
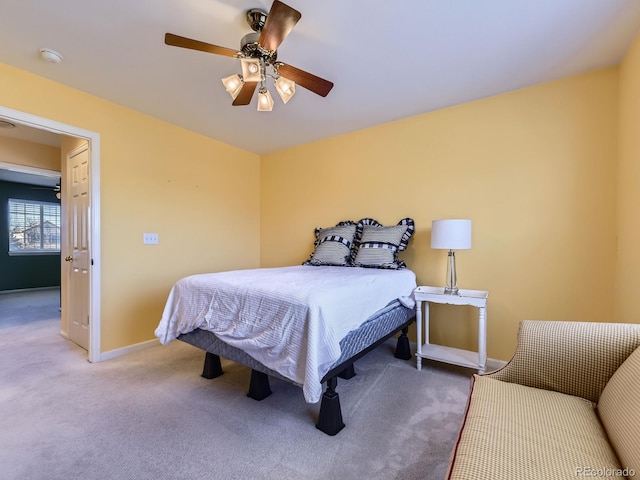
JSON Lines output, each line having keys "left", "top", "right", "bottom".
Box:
{"left": 246, "top": 8, "right": 267, "bottom": 32}
{"left": 240, "top": 32, "right": 277, "bottom": 63}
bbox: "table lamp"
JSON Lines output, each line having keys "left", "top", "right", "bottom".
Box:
{"left": 431, "top": 219, "right": 472, "bottom": 295}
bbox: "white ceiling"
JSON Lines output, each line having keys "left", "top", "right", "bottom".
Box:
{"left": 1, "top": 0, "right": 639, "bottom": 155}
{"left": 0, "top": 122, "right": 61, "bottom": 147}
{"left": 0, "top": 167, "right": 60, "bottom": 188}
{"left": 0, "top": 121, "right": 61, "bottom": 187}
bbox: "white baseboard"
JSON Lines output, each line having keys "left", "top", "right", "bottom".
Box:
{"left": 96, "top": 339, "right": 506, "bottom": 366}
{"left": 99, "top": 338, "right": 160, "bottom": 362}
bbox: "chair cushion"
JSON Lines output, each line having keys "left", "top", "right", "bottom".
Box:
{"left": 598, "top": 346, "right": 640, "bottom": 476}
{"left": 448, "top": 375, "right": 621, "bottom": 480}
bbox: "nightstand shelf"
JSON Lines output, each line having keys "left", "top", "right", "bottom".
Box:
{"left": 420, "top": 344, "right": 481, "bottom": 370}
{"left": 414, "top": 286, "right": 489, "bottom": 373}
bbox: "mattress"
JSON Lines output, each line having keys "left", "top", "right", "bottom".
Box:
{"left": 155, "top": 265, "right": 417, "bottom": 402}
{"left": 179, "top": 298, "right": 415, "bottom": 384}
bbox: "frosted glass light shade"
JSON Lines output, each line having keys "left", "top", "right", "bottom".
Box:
{"left": 257, "top": 88, "right": 274, "bottom": 111}
{"left": 240, "top": 58, "right": 263, "bottom": 82}
{"left": 221, "top": 74, "right": 243, "bottom": 99}
{"left": 431, "top": 219, "right": 472, "bottom": 250}
{"left": 275, "top": 76, "right": 296, "bottom": 104}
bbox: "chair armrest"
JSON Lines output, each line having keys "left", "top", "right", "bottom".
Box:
{"left": 486, "top": 320, "right": 640, "bottom": 402}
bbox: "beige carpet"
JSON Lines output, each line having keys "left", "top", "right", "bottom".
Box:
{"left": 0, "top": 288, "right": 483, "bottom": 480}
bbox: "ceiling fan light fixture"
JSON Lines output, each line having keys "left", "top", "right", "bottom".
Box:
{"left": 240, "top": 58, "right": 263, "bottom": 83}
{"left": 167, "top": 1, "right": 333, "bottom": 112}
{"left": 221, "top": 74, "right": 244, "bottom": 99}
{"left": 275, "top": 76, "right": 296, "bottom": 104}
{"left": 257, "top": 87, "right": 274, "bottom": 111}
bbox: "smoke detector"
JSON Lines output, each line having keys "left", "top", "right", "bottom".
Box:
{"left": 39, "top": 48, "right": 63, "bottom": 63}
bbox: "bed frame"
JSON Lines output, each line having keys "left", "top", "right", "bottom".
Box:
{"left": 178, "top": 301, "right": 415, "bottom": 436}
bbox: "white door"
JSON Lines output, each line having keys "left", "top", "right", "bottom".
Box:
{"left": 66, "top": 144, "right": 90, "bottom": 350}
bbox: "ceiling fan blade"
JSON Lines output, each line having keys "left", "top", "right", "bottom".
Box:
{"left": 232, "top": 82, "right": 258, "bottom": 106}
{"left": 165, "top": 33, "right": 238, "bottom": 57}
{"left": 258, "top": 1, "right": 301, "bottom": 52}
{"left": 278, "top": 64, "right": 334, "bottom": 97}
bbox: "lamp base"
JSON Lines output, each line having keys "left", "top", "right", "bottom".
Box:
{"left": 444, "top": 249, "right": 459, "bottom": 295}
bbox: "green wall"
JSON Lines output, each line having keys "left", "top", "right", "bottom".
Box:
{"left": 0, "top": 180, "right": 61, "bottom": 291}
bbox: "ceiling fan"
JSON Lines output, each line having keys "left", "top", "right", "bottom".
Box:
{"left": 164, "top": 0, "right": 334, "bottom": 110}
{"left": 31, "top": 182, "right": 62, "bottom": 199}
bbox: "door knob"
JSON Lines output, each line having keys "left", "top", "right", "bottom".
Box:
{"left": 65, "top": 255, "right": 73, "bottom": 262}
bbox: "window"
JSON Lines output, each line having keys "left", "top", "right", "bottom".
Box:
{"left": 8, "top": 199, "right": 61, "bottom": 254}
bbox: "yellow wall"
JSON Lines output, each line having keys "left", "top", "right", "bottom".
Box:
{"left": 262, "top": 68, "right": 619, "bottom": 361}
{"left": 0, "top": 135, "right": 60, "bottom": 171}
{"left": 616, "top": 33, "right": 640, "bottom": 323}
{"left": 1, "top": 53, "right": 633, "bottom": 361}
{"left": 0, "top": 62, "right": 261, "bottom": 352}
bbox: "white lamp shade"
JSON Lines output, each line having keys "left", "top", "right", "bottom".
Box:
{"left": 221, "top": 74, "right": 243, "bottom": 99}
{"left": 275, "top": 76, "right": 296, "bottom": 104}
{"left": 431, "top": 219, "right": 472, "bottom": 250}
{"left": 240, "top": 58, "right": 263, "bottom": 82}
{"left": 257, "top": 88, "right": 274, "bottom": 111}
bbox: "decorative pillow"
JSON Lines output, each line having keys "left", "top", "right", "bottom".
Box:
{"left": 303, "top": 221, "right": 357, "bottom": 266}
{"left": 352, "top": 218, "right": 415, "bottom": 269}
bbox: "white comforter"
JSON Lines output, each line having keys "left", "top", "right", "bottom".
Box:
{"left": 155, "top": 265, "right": 416, "bottom": 403}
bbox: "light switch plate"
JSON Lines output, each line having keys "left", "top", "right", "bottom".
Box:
{"left": 143, "top": 233, "right": 159, "bottom": 245}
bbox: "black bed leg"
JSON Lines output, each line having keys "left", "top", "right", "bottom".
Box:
{"left": 202, "top": 352, "right": 224, "bottom": 379}
{"left": 247, "top": 370, "right": 272, "bottom": 401}
{"left": 316, "top": 377, "right": 345, "bottom": 436}
{"left": 394, "top": 326, "right": 412, "bottom": 360}
{"left": 337, "top": 364, "right": 356, "bottom": 379}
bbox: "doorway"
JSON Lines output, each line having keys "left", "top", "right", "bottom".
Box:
{"left": 0, "top": 106, "right": 101, "bottom": 362}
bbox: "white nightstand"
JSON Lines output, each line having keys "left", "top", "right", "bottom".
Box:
{"left": 414, "top": 286, "right": 489, "bottom": 373}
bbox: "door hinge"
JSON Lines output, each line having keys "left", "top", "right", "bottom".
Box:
{"left": 91, "top": 258, "right": 94, "bottom": 266}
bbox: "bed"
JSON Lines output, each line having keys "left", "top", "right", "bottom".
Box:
{"left": 155, "top": 217, "right": 417, "bottom": 435}
{"left": 155, "top": 265, "right": 417, "bottom": 435}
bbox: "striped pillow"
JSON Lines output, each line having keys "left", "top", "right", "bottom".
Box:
{"left": 353, "top": 218, "right": 415, "bottom": 269}
{"left": 303, "top": 221, "right": 357, "bottom": 266}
